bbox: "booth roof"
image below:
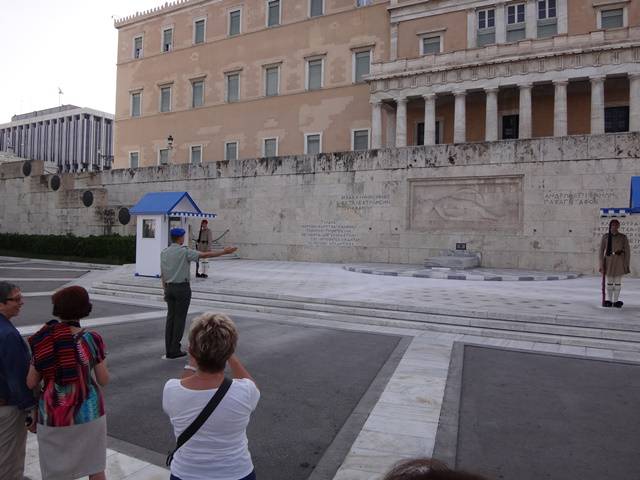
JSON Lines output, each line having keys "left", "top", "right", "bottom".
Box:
{"left": 129, "top": 192, "right": 216, "bottom": 217}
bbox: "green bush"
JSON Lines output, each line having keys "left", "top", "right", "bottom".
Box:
{"left": 0, "top": 233, "right": 135, "bottom": 263}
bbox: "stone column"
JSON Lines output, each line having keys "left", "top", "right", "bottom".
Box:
{"left": 454, "top": 91, "right": 466, "bottom": 143}
{"left": 590, "top": 76, "right": 605, "bottom": 135}
{"left": 557, "top": 0, "right": 568, "bottom": 34}
{"left": 371, "top": 100, "right": 383, "bottom": 149}
{"left": 423, "top": 94, "right": 436, "bottom": 145}
{"left": 629, "top": 73, "right": 640, "bottom": 132}
{"left": 525, "top": 0, "right": 537, "bottom": 38}
{"left": 467, "top": 9, "right": 477, "bottom": 48}
{"left": 485, "top": 87, "right": 499, "bottom": 141}
{"left": 395, "top": 96, "right": 407, "bottom": 147}
{"left": 519, "top": 83, "right": 533, "bottom": 139}
{"left": 553, "top": 80, "right": 568, "bottom": 137}
{"left": 495, "top": 4, "right": 506, "bottom": 44}
{"left": 390, "top": 23, "right": 399, "bottom": 61}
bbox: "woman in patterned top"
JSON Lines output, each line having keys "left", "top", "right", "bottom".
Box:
{"left": 27, "top": 286, "right": 110, "bottom": 480}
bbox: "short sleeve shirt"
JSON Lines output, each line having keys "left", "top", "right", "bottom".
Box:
{"left": 161, "top": 243, "right": 200, "bottom": 284}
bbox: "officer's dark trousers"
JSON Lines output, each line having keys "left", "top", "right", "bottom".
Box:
{"left": 164, "top": 282, "right": 192, "bottom": 356}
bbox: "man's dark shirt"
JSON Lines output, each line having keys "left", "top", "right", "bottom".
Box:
{"left": 0, "top": 313, "right": 35, "bottom": 409}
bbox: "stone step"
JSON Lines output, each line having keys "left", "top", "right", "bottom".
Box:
{"left": 89, "top": 282, "right": 640, "bottom": 351}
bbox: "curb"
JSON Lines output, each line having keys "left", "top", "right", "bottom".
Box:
{"left": 343, "top": 265, "right": 581, "bottom": 282}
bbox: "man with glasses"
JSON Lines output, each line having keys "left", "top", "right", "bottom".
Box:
{"left": 0, "top": 282, "right": 36, "bottom": 480}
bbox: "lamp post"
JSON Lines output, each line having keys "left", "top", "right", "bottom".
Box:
{"left": 167, "top": 135, "right": 174, "bottom": 164}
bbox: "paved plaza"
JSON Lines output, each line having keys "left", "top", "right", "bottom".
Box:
{"left": 3, "top": 256, "right": 640, "bottom": 480}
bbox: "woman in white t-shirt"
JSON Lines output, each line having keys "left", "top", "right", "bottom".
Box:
{"left": 163, "top": 312, "right": 260, "bottom": 480}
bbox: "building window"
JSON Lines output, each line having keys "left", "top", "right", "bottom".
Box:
{"left": 310, "top": 0, "right": 324, "bottom": 17}
{"left": 162, "top": 27, "right": 173, "bottom": 52}
{"left": 477, "top": 9, "right": 496, "bottom": 46}
{"left": 306, "top": 58, "right": 323, "bottom": 91}
{"left": 190, "top": 145, "right": 202, "bottom": 164}
{"left": 352, "top": 129, "right": 369, "bottom": 151}
{"left": 129, "top": 151, "right": 139, "bottom": 169}
{"left": 263, "top": 137, "right": 278, "bottom": 157}
{"left": 353, "top": 50, "right": 371, "bottom": 83}
{"left": 356, "top": 0, "right": 371, "bottom": 6}
{"left": 133, "top": 35, "right": 143, "bottom": 59}
{"left": 229, "top": 9, "right": 241, "bottom": 36}
{"left": 305, "top": 133, "right": 321, "bottom": 154}
{"left": 130, "top": 92, "right": 142, "bottom": 117}
{"left": 265, "top": 66, "right": 279, "bottom": 96}
{"left": 502, "top": 114, "right": 519, "bottom": 139}
{"left": 194, "top": 18, "right": 206, "bottom": 44}
{"left": 159, "top": 148, "right": 169, "bottom": 165}
{"left": 507, "top": 3, "right": 526, "bottom": 42}
{"left": 600, "top": 8, "right": 624, "bottom": 29}
{"left": 416, "top": 121, "right": 442, "bottom": 145}
{"left": 421, "top": 35, "right": 441, "bottom": 55}
{"left": 605, "top": 106, "right": 629, "bottom": 133}
{"left": 537, "top": 0, "right": 557, "bottom": 38}
{"left": 192, "top": 80, "right": 204, "bottom": 107}
{"left": 160, "top": 86, "right": 171, "bottom": 112}
{"left": 267, "top": 0, "right": 280, "bottom": 27}
{"left": 226, "top": 73, "right": 240, "bottom": 102}
{"left": 225, "top": 141, "right": 238, "bottom": 161}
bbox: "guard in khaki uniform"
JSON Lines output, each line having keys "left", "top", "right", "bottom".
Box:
{"left": 599, "top": 219, "right": 631, "bottom": 308}
{"left": 161, "top": 228, "right": 237, "bottom": 358}
{"left": 195, "top": 219, "right": 213, "bottom": 278}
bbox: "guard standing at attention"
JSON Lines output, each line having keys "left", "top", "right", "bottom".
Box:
{"left": 161, "top": 227, "right": 237, "bottom": 358}
{"left": 598, "top": 219, "right": 631, "bottom": 308}
{"left": 195, "top": 219, "right": 213, "bottom": 278}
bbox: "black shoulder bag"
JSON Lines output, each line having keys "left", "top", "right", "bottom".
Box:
{"left": 166, "top": 377, "right": 233, "bottom": 467}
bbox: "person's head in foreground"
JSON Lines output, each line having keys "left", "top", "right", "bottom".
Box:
{"left": 188, "top": 312, "right": 238, "bottom": 372}
{"left": 52, "top": 285, "right": 92, "bottom": 321}
{"left": 0, "top": 281, "right": 23, "bottom": 320}
{"left": 383, "top": 458, "right": 489, "bottom": 480}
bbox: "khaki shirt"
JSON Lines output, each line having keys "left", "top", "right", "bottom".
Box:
{"left": 161, "top": 243, "right": 200, "bottom": 284}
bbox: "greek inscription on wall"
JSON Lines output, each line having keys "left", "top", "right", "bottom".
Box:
{"left": 544, "top": 190, "right": 616, "bottom": 206}
{"left": 597, "top": 217, "right": 640, "bottom": 253}
{"left": 301, "top": 222, "right": 359, "bottom": 247}
{"left": 408, "top": 176, "right": 523, "bottom": 233}
{"left": 336, "top": 194, "right": 391, "bottom": 210}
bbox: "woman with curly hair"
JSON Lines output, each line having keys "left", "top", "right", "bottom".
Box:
{"left": 26, "top": 286, "right": 110, "bottom": 480}
{"left": 163, "top": 312, "right": 259, "bottom": 480}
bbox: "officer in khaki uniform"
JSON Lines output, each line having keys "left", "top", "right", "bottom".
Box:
{"left": 161, "top": 228, "right": 237, "bottom": 358}
{"left": 599, "top": 219, "right": 631, "bottom": 308}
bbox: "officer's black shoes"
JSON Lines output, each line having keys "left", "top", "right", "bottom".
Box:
{"left": 613, "top": 301, "right": 624, "bottom": 308}
{"left": 201, "top": 273, "right": 208, "bottom": 278}
{"left": 603, "top": 301, "right": 613, "bottom": 307}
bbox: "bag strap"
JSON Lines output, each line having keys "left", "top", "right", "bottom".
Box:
{"left": 166, "top": 377, "right": 232, "bottom": 467}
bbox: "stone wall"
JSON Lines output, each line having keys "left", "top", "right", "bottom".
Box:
{"left": 1, "top": 133, "right": 639, "bottom": 275}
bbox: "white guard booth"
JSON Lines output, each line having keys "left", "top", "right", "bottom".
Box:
{"left": 129, "top": 191, "right": 216, "bottom": 277}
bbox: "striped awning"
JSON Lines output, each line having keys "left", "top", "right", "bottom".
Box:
{"left": 600, "top": 208, "right": 631, "bottom": 217}
{"left": 171, "top": 211, "right": 217, "bottom": 218}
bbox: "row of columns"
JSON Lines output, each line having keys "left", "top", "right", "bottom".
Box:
{"left": 0, "top": 115, "right": 113, "bottom": 171}
{"left": 371, "top": 73, "right": 640, "bottom": 148}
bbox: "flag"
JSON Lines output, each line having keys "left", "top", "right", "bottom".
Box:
{"left": 58, "top": 87, "right": 63, "bottom": 95}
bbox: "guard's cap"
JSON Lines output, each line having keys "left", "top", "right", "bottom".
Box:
{"left": 170, "top": 227, "right": 186, "bottom": 237}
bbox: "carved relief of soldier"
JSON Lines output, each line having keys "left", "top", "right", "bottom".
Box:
{"left": 599, "top": 219, "right": 631, "bottom": 308}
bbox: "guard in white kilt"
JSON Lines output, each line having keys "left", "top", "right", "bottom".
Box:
{"left": 598, "top": 219, "right": 631, "bottom": 308}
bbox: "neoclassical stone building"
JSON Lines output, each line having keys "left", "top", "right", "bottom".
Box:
{"left": 113, "top": 0, "right": 639, "bottom": 168}
{"left": 370, "top": 0, "right": 640, "bottom": 147}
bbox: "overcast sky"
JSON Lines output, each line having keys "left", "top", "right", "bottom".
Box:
{"left": 0, "top": 0, "right": 165, "bottom": 124}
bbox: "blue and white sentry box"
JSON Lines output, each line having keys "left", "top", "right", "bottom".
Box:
{"left": 600, "top": 177, "right": 640, "bottom": 217}
{"left": 129, "top": 192, "right": 216, "bottom": 278}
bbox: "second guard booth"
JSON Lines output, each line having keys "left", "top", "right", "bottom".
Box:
{"left": 129, "top": 191, "right": 216, "bottom": 277}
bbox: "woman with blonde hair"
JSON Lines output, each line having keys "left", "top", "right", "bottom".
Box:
{"left": 163, "top": 312, "right": 259, "bottom": 480}
{"left": 27, "top": 286, "right": 109, "bottom": 480}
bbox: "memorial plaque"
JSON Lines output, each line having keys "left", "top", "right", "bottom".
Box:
{"left": 408, "top": 176, "right": 523, "bottom": 233}
{"left": 301, "top": 221, "right": 359, "bottom": 247}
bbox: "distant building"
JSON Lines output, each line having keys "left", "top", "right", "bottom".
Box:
{"left": 0, "top": 105, "right": 115, "bottom": 172}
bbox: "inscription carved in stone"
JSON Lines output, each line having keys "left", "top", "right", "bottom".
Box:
{"left": 544, "top": 190, "right": 616, "bottom": 206}
{"left": 408, "top": 176, "right": 523, "bottom": 233}
{"left": 301, "top": 221, "right": 359, "bottom": 247}
{"left": 336, "top": 194, "right": 391, "bottom": 210}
